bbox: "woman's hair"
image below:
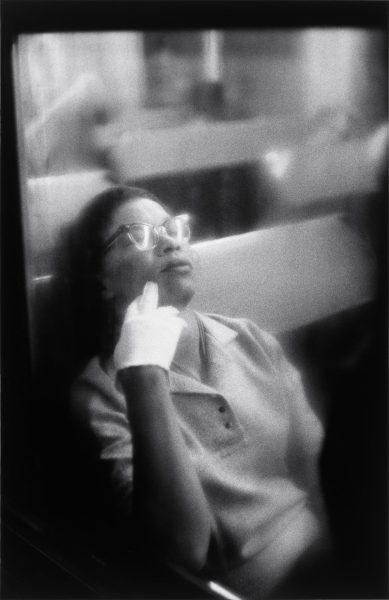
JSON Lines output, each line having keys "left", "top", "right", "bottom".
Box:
{"left": 64, "top": 185, "right": 161, "bottom": 366}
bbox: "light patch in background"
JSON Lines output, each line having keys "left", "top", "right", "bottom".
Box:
{"left": 302, "top": 28, "right": 367, "bottom": 114}
{"left": 264, "top": 149, "right": 291, "bottom": 179}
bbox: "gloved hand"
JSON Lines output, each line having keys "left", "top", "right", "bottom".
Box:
{"left": 113, "top": 281, "right": 186, "bottom": 372}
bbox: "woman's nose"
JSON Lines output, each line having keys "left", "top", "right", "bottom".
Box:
{"left": 155, "top": 230, "right": 182, "bottom": 254}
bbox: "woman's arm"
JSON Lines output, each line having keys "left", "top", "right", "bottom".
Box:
{"left": 118, "top": 365, "right": 212, "bottom": 572}
{"left": 112, "top": 284, "right": 213, "bottom": 572}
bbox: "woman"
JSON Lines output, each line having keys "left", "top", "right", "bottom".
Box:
{"left": 70, "top": 185, "right": 330, "bottom": 599}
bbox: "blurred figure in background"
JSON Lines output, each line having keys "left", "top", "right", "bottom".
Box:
{"left": 26, "top": 72, "right": 112, "bottom": 176}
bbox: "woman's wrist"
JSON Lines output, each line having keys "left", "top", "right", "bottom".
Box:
{"left": 118, "top": 364, "right": 169, "bottom": 386}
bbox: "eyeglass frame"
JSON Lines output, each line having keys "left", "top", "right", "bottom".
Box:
{"left": 102, "top": 213, "right": 191, "bottom": 254}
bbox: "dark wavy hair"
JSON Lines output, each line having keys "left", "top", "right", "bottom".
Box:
{"left": 63, "top": 185, "right": 162, "bottom": 368}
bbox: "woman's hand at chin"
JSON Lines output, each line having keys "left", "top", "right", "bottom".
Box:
{"left": 113, "top": 281, "right": 187, "bottom": 372}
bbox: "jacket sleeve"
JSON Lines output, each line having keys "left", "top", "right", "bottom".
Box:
{"left": 277, "top": 346, "right": 324, "bottom": 493}
{"left": 70, "top": 373, "right": 134, "bottom": 519}
{"left": 243, "top": 321, "right": 324, "bottom": 498}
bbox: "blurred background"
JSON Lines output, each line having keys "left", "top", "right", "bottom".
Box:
{"left": 16, "top": 29, "right": 387, "bottom": 251}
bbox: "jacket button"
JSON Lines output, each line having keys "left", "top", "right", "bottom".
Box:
{"left": 224, "top": 422, "right": 232, "bottom": 429}
{"left": 218, "top": 406, "right": 226, "bottom": 413}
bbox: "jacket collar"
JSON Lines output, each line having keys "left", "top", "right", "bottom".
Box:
{"left": 168, "top": 369, "right": 218, "bottom": 396}
{"left": 101, "top": 313, "right": 238, "bottom": 396}
{"left": 169, "top": 313, "right": 238, "bottom": 396}
{"left": 197, "top": 313, "right": 238, "bottom": 346}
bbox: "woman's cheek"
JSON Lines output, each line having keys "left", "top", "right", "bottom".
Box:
{"left": 120, "top": 256, "right": 157, "bottom": 297}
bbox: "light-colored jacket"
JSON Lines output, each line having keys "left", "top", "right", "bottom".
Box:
{"left": 71, "top": 313, "right": 325, "bottom": 598}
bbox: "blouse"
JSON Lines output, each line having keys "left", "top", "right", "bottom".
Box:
{"left": 71, "top": 313, "right": 326, "bottom": 598}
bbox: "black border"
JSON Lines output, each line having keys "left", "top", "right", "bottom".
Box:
{"left": 2, "top": 1, "right": 388, "bottom": 598}
{"left": 2, "top": 0, "right": 389, "bottom": 33}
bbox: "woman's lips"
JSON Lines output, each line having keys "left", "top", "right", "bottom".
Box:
{"left": 161, "top": 260, "right": 192, "bottom": 274}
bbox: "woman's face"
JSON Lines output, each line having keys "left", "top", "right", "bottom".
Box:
{"left": 100, "top": 197, "right": 195, "bottom": 314}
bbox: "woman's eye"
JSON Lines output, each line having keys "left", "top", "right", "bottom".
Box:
{"left": 116, "top": 232, "right": 133, "bottom": 249}
{"left": 130, "top": 224, "right": 148, "bottom": 245}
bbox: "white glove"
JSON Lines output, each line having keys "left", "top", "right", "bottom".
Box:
{"left": 113, "top": 281, "right": 186, "bottom": 372}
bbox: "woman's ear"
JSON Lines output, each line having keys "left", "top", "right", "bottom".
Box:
{"left": 97, "top": 272, "right": 115, "bottom": 300}
{"left": 101, "top": 282, "right": 115, "bottom": 300}
{"left": 101, "top": 285, "right": 115, "bottom": 300}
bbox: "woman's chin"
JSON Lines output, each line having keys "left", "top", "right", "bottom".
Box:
{"left": 158, "top": 279, "right": 195, "bottom": 310}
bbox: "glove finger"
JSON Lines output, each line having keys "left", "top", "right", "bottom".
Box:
{"left": 125, "top": 295, "right": 142, "bottom": 319}
{"left": 139, "top": 281, "right": 159, "bottom": 313}
{"left": 124, "top": 282, "right": 158, "bottom": 320}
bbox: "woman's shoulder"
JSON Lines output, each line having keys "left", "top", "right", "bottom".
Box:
{"left": 73, "top": 356, "right": 112, "bottom": 391}
{"left": 200, "top": 312, "right": 282, "bottom": 359}
{"left": 70, "top": 355, "right": 124, "bottom": 422}
{"left": 202, "top": 312, "right": 278, "bottom": 344}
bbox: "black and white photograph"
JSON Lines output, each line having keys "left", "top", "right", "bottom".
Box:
{"left": 2, "top": 2, "right": 388, "bottom": 599}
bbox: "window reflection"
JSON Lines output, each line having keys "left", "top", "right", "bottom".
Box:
{"left": 9, "top": 28, "right": 387, "bottom": 598}
{"left": 15, "top": 29, "right": 387, "bottom": 267}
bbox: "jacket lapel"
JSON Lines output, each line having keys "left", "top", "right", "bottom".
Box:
{"left": 169, "top": 369, "right": 218, "bottom": 396}
{"left": 169, "top": 313, "right": 239, "bottom": 397}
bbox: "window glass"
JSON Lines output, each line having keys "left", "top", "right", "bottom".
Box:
{"left": 13, "top": 29, "right": 387, "bottom": 371}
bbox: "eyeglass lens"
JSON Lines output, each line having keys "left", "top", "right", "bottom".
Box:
{"left": 128, "top": 224, "right": 158, "bottom": 250}
{"left": 161, "top": 216, "right": 190, "bottom": 241}
{"left": 117, "top": 215, "right": 190, "bottom": 251}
